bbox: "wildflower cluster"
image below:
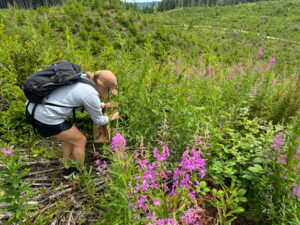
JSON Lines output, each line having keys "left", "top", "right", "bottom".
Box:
{"left": 124, "top": 131, "right": 208, "bottom": 224}
{"left": 0, "top": 147, "right": 13, "bottom": 157}
{"left": 273, "top": 133, "right": 287, "bottom": 165}
{"left": 180, "top": 205, "right": 203, "bottom": 225}
{"left": 95, "top": 160, "right": 110, "bottom": 182}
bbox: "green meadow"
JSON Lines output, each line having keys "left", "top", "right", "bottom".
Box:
{"left": 0, "top": 0, "right": 299, "bottom": 224}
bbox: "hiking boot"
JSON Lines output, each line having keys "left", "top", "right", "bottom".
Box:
{"left": 62, "top": 167, "right": 79, "bottom": 179}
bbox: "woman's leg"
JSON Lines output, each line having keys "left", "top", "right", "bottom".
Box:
{"left": 62, "top": 141, "right": 73, "bottom": 168}
{"left": 54, "top": 125, "right": 87, "bottom": 169}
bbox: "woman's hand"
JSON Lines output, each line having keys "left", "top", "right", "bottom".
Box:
{"left": 104, "top": 102, "right": 118, "bottom": 110}
{"left": 110, "top": 112, "right": 119, "bottom": 121}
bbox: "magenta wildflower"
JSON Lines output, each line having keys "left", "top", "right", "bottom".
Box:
{"left": 257, "top": 48, "right": 263, "bottom": 55}
{"left": 4, "top": 150, "right": 12, "bottom": 156}
{"left": 141, "top": 180, "right": 149, "bottom": 191}
{"left": 95, "top": 160, "right": 100, "bottom": 165}
{"left": 157, "top": 219, "right": 164, "bottom": 225}
{"left": 164, "top": 218, "right": 174, "bottom": 224}
{"left": 153, "top": 147, "right": 166, "bottom": 161}
{"left": 1, "top": 148, "right": 6, "bottom": 152}
{"left": 177, "top": 58, "right": 181, "bottom": 63}
{"left": 111, "top": 133, "right": 127, "bottom": 150}
{"left": 270, "top": 57, "right": 275, "bottom": 63}
{"left": 169, "top": 60, "right": 173, "bottom": 66}
{"left": 264, "top": 154, "right": 268, "bottom": 158}
{"left": 163, "top": 182, "right": 169, "bottom": 191}
{"left": 259, "top": 66, "right": 263, "bottom": 71}
{"left": 180, "top": 207, "right": 202, "bottom": 224}
{"left": 153, "top": 198, "right": 161, "bottom": 206}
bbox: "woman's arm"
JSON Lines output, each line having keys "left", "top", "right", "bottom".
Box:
{"left": 82, "top": 94, "right": 109, "bottom": 126}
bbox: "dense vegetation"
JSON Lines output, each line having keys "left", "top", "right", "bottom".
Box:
{"left": 0, "top": 0, "right": 299, "bottom": 224}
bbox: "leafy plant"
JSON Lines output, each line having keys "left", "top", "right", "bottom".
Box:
{"left": 0, "top": 147, "right": 36, "bottom": 224}
{"left": 209, "top": 180, "right": 247, "bottom": 225}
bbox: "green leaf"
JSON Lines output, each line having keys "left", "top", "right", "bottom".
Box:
{"left": 224, "top": 216, "right": 237, "bottom": 225}
{"left": 238, "top": 197, "right": 248, "bottom": 202}
{"left": 248, "top": 164, "right": 263, "bottom": 173}
{"left": 237, "top": 189, "right": 247, "bottom": 196}
{"left": 200, "top": 181, "right": 207, "bottom": 188}
{"left": 225, "top": 207, "right": 244, "bottom": 217}
{"left": 212, "top": 188, "right": 217, "bottom": 196}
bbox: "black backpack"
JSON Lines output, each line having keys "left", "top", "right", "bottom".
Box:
{"left": 24, "top": 61, "right": 96, "bottom": 127}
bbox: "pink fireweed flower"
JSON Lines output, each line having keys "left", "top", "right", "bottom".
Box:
{"left": 169, "top": 60, "right": 173, "bottom": 66}
{"left": 141, "top": 180, "right": 149, "bottom": 191}
{"left": 293, "top": 187, "right": 300, "bottom": 198}
{"left": 1, "top": 148, "right": 6, "bottom": 152}
{"left": 163, "top": 182, "right": 169, "bottom": 191}
{"left": 176, "top": 66, "right": 180, "bottom": 74}
{"left": 162, "top": 172, "right": 167, "bottom": 179}
{"left": 207, "top": 66, "right": 211, "bottom": 73}
{"left": 270, "top": 57, "right": 275, "bottom": 63}
{"left": 157, "top": 219, "right": 164, "bottom": 225}
{"left": 133, "top": 214, "right": 140, "bottom": 219}
{"left": 153, "top": 147, "right": 166, "bottom": 161}
{"left": 180, "top": 207, "right": 202, "bottom": 224}
{"left": 177, "top": 58, "right": 181, "bottom": 63}
{"left": 153, "top": 198, "right": 161, "bottom": 206}
{"left": 179, "top": 148, "right": 207, "bottom": 178}
{"left": 164, "top": 218, "right": 174, "bottom": 224}
{"left": 257, "top": 48, "right": 263, "bottom": 55}
{"left": 264, "top": 154, "right": 268, "bottom": 158}
{"left": 95, "top": 160, "right": 100, "bottom": 165}
{"left": 4, "top": 150, "right": 12, "bottom": 156}
{"left": 190, "top": 190, "right": 196, "bottom": 199}
{"left": 199, "top": 56, "right": 203, "bottom": 63}
{"left": 4, "top": 150, "right": 13, "bottom": 156}
{"left": 162, "top": 145, "right": 170, "bottom": 157}
{"left": 111, "top": 133, "right": 127, "bottom": 151}
{"left": 259, "top": 66, "right": 263, "bottom": 71}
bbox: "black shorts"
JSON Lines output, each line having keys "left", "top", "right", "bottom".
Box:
{"left": 26, "top": 109, "right": 72, "bottom": 137}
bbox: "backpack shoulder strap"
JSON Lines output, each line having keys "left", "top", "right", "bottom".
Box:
{"left": 79, "top": 77, "right": 96, "bottom": 89}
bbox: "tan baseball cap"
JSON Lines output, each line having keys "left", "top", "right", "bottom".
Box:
{"left": 95, "top": 70, "right": 118, "bottom": 95}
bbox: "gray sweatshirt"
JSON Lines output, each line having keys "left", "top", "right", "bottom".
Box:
{"left": 27, "top": 75, "right": 109, "bottom": 125}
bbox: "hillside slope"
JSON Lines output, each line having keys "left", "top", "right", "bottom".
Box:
{"left": 152, "top": 0, "right": 300, "bottom": 42}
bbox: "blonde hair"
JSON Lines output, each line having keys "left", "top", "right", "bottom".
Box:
{"left": 86, "top": 71, "right": 105, "bottom": 87}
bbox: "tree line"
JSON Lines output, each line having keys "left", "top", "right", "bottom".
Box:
{"left": 0, "top": 0, "right": 63, "bottom": 8}
{"left": 157, "top": 0, "right": 271, "bottom": 11}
